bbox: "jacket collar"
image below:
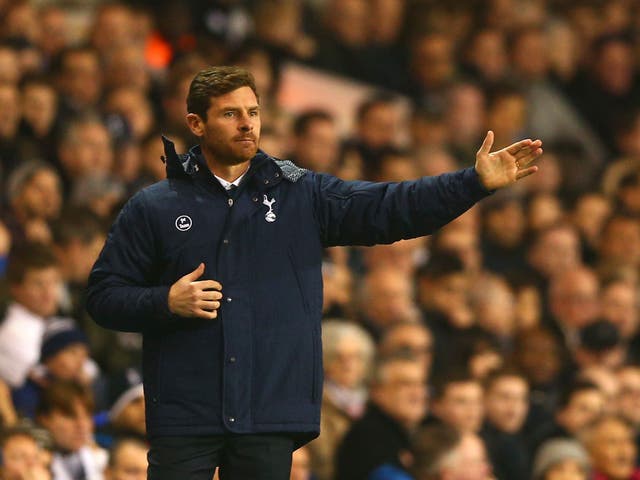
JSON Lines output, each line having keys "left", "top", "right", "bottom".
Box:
{"left": 161, "top": 135, "right": 283, "bottom": 191}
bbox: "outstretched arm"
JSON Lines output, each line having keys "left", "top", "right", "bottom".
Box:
{"left": 475, "top": 130, "right": 543, "bottom": 191}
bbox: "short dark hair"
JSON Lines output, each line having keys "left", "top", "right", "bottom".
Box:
{"left": 410, "top": 423, "right": 462, "bottom": 480}
{"left": 556, "top": 380, "right": 600, "bottom": 411}
{"left": 6, "top": 242, "right": 59, "bottom": 286}
{"left": 108, "top": 437, "right": 148, "bottom": 468}
{"left": 292, "top": 109, "right": 333, "bottom": 137}
{"left": 36, "top": 380, "right": 94, "bottom": 419}
{"left": 186, "top": 66, "right": 258, "bottom": 121}
{"left": 51, "top": 207, "right": 106, "bottom": 247}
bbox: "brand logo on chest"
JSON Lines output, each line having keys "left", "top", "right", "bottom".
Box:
{"left": 175, "top": 215, "right": 192, "bottom": 231}
{"left": 263, "top": 195, "right": 276, "bottom": 223}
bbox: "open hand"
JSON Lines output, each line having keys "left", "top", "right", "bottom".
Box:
{"left": 168, "top": 263, "right": 223, "bottom": 319}
{"left": 475, "top": 131, "right": 543, "bottom": 191}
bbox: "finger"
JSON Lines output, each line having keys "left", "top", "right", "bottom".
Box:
{"left": 515, "top": 147, "right": 544, "bottom": 165}
{"left": 516, "top": 166, "right": 538, "bottom": 180}
{"left": 197, "top": 300, "right": 221, "bottom": 310}
{"left": 191, "top": 279, "right": 223, "bottom": 291}
{"left": 182, "top": 263, "right": 205, "bottom": 282}
{"left": 193, "top": 308, "right": 218, "bottom": 320}
{"left": 477, "top": 130, "right": 494, "bottom": 155}
{"left": 505, "top": 138, "right": 533, "bottom": 155}
{"left": 199, "top": 290, "right": 223, "bottom": 301}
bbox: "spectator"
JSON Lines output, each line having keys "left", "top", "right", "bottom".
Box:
{"left": 378, "top": 322, "right": 434, "bottom": 380}
{"left": 0, "top": 427, "right": 52, "bottom": 480}
{"left": 36, "top": 380, "right": 107, "bottom": 480}
{"left": 289, "top": 110, "right": 340, "bottom": 174}
{"left": 0, "top": 243, "right": 61, "bottom": 388}
{"left": 430, "top": 370, "right": 484, "bottom": 434}
{"left": 532, "top": 438, "right": 590, "bottom": 480}
{"left": 104, "top": 437, "right": 148, "bottom": 480}
{"left": 335, "top": 353, "right": 427, "bottom": 480}
{"left": 480, "top": 368, "right": 531, "bottom": 480}
{"left": 581, "top": 415, "right": 640, "bottom": 480}
{"left": 308, "top": 320, "right": 374, "bottom": 480}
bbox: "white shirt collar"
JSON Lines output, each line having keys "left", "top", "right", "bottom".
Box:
{"left": 214, "top": 169, "right": 248, "bottom": 190}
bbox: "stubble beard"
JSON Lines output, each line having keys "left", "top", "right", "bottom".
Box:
{"left": 205, "top": 136, "right": 259, "bottom": 166}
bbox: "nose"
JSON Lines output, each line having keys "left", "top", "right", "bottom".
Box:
{"left": 238, "top": 112, "right": 253, "bottom": 132}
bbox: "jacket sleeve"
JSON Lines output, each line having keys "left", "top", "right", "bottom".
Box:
{"left": 86, "top": 190, "right": 175, "bottom": 333}
{"left": 313, "top": 167, "right": 492, "bottom": 247}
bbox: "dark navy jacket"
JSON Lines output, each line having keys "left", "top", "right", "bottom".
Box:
{"left": 86, "top": 138, "right": 491, "bottom": 442}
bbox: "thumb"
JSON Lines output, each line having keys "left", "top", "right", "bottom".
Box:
{"left": 478, "top": 130, "right": 494, "bottom": 155}
{"left": 183, "top": 262, "right": 205, "bottom": 282}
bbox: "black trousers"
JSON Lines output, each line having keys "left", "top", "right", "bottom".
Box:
{"left": 147, "top": 434, "right": 295, "bottom": 480}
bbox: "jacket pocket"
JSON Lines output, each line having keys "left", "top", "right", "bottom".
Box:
{"left": 288, "top": 246, "right": 310, "bottom": 314}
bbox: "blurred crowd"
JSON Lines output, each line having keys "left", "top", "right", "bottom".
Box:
{"left": 2, "top": 0, "right": 640, "bottom": 479}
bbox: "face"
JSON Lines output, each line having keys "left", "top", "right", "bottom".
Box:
{"left": 39, "top": 400, "right": 93, "bottom": 452}
{"left": 61, "top": 51, "right": 101, "bottom": 107}
{"left": 187, "top": 87, "right": 260, "bottom": 168}
{"left": 380, "top": 325, "right": 434, "bottom": 376}
{"left": 364, "top": 269, "right": 417, "bottom": 327}
{"left": 516, "top": 330, "right": 561, "bottom": 385}
{"left": 1, "top": 435, "right": 41, "bottom": 480}
{"left": 289, "top": 446, "right": 311, "bottom": 480}
{"left": 114, "top": 397, "right": 146, "bottom": 435}
{"left": 484, "top": 376, "right": 529, "bottom": 433}
{"left": 544, "top": 459, "right": 588, "bottom": 480}
{"left": 557, "top": 390, "right": 604, "bottom": 434}
{"left": 325, "top": 336, "right": 369, "bottom": 389}
{"left": 587, "top": 419, "right": 636, "bottom": 480}
{"left": 433, "top": 382, "right": 484, "bottom": 433}
{"left": 617, "top": 368, "right": 640, "bottom": 426}
{"left": 601, "top": 282, "right": 638, "bottom": 339}
{"left": 412, "top": 34, "right": 454, "bottom": 89}
{"left": 60, "top": 122, "right": 114, "bottom": 178}
{"left": 106, "top": 442, "right": 148, "bottom": 480}
{"left": 296, "top": 118, "right": 339, "bottom": 173}
{"left": 358, "top": 103, "right": 398, "bottom": 148}
{"left": 529, "top": 228, "right": 581, "bottom": 279}
{"left": 550, "top": 270, "right": 600, "bottom": 329}
{"left": 11, "top": 266, "right": 62, "bottom": 318}
{"left": 484, "top": 202, "right": 525, "bottom": 247}
{"left": 600, "top": 218, "right": 640, "bottom": 268}
{"left": 21, "top": 83, "right": 57, "bottom": 136}
{"left": 371, "top": 361, "right": 427, "bottom": 429}
{"left": 45, "top": 344, "right": 89, "bottom": 381}
{"left": 441, "top": 434, "right": 492, "bottom": 480}
{"left": 17, "top": 169, "right": 62, "bottom": 220}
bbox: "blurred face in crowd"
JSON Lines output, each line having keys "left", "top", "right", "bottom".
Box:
{"left": 379, "top": 323, "right": 434, "bottom": 377}
{"left": 438, "top": 433, "right": 492, "bottom": 480}
{"left": 289, "top": 446, "right": 311, "bottom": 480}
{"left": 59, "top": 121, "right": 114, "bottom": 179}
{"left": 433, "top": 381, "right": 484, "bottom": 433}
{"left": 112, "top": 397, "right": 146, "bottom": 436}
{"left": 14, "top": 168, "right": 62, "bottom": 221}
{"left": 572, "top": 193, "right": 611, "bottom": 246}
{"left": 0, "top": 83, "right": 20, "bottom": 139}
{"left": 599, "top": 217, "right": 640, "bottom": 269}
{"left": 375, "top": 153, "right": 418, "bottom": 182}
{"left": 371, "top": 360, "right": 427, "bottom": 430}
{"left": 0, "top": 434, "right": 45, "bottom": 480}
{"left": 39, "top": 399, "right": 93, "bottom": 452}
{"left": 584, "top": 417, "right": 636, "bottom": 480}
{"left": 511, "top": 29, "right": 549, "bottom": 80}
{"left": 601, "top": 281, "right": 639, "bottom": 339}
{"left": 436, "top": 227, "right": 482, "bottom": 273}
{"left": 39, "top": 6, "right": 68, "bottom": 56}
{"left": 325, "top": 0, "right": 368, "bottom": 47}
{"left": 358, "top": 102, "right": 398, "bottom": 149}
{"left": 473, "top": 278, "right": 516, "bottom": 338}
{"left": 483, "top": 200, "right": 525, "bottom": 248}
{"left": 370, "top": 0, "right": 405, "bottom": 43}
{"left": 45, "top": 344, "right": 89, "bottom": 382}
{"left": 10, "top": 266, "right": 61, "bottom": 318}
{"left": 594, "top": 40, "right": 634, "bottom": 96}
{"left": 362, "top": 267, "right": 418, "bottom": 327}
{"left": 446, "top": 83, "right": 486, "bottom": 146}
{"left": 364, "top": 237, "right": 426, "bottom": 276}
{"left": 187, "top": 87, "right": 261, "bottom": 168}
{"left": 294, "top": 117, "right": 339, "bottom": 173}
{"left": 105, "top": 87, "right": 154, "bottom": 140}
{"left": 466, "top": 29, "right": 508, "bottom": 83}
{"left": 54, "top": 232, "right": 106, "bottom": 285}
{"left": 411, "top": 33, "right": 455, "bottom": 90}
{"left": 557, "top": 388, "right": 605, "bottom": 434}
{"left": 486, "top": 93, "right": 527, "bottom": 146}
{"left": 91, "top": 4, "right": 136, "bottom": 53}
{"left": 105, "top": 441, "right": 148, "bottom": 480}
{"left": 325, "top": 335, "right": 370, "bottom": 389}
{"left": 617, "top": 366, "right": 640, "bottom": 427}
{"left": 484, "top": 375, "right": 529, "bottom": 433}
{"left": 528, "top": 194, "right": 564, "bottom": 233}
{"left": 549, "top": 268, "right": 599, "bottom": 329}
{"left": 0, "top": 47, "right": 20, "bottom": 85}
{"left": 544, "top": 460, "right": 588, "bottom": 480}
{"left": 103, "top": 46, "right": 149, "bottom": 92}
{"left": 515, "top": 329, "right": 562, "bottom": 385}
{"left": 528, "top": 225, "right": 581, "bottom": 279}
{"left": 59, "top": 50, "right": 101, "bottom": 108}
{"left": 21, "top": 82, "right": 58, "bottom": 137}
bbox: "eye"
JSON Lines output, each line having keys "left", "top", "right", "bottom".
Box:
{"left": 224, "top": 111, "right": 235, "bottom": 118}
{"left": 249, "top": 110, "right": 259, "bottom": 117}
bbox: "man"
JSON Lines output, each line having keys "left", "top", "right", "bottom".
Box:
{"left": 104, "top": 438, "right": 148, "bottom": 480}
{"left": 335, "top": 353, "right": 428, "bottom": 480}
{"left": 86, "top": 66, "right": 542, "bottom": 479}
{"left": 431, "top": 371, "right": 485, "bottom": 434}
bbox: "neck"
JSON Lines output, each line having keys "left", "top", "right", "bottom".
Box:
{"left": 202, "top": 148, "right": 251, "bottom": 183}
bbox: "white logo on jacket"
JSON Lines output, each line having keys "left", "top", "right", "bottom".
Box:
{"left": 175, "top": 215, "right": 192, "bottom": 231}
{"left": 263, "top": 195, "right": 276, "bottom": 223}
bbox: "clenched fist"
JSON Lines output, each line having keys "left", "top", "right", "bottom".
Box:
{"left": 168, "top": 263, "right": 223, "bottom": 319}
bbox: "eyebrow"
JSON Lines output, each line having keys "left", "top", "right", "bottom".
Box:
{"left": 220, "top": 105, "right": 260, "bottom": 112}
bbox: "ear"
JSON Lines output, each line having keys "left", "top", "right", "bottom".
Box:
{"left": 186, "top": 113, "right": 205, "bottom": 137}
